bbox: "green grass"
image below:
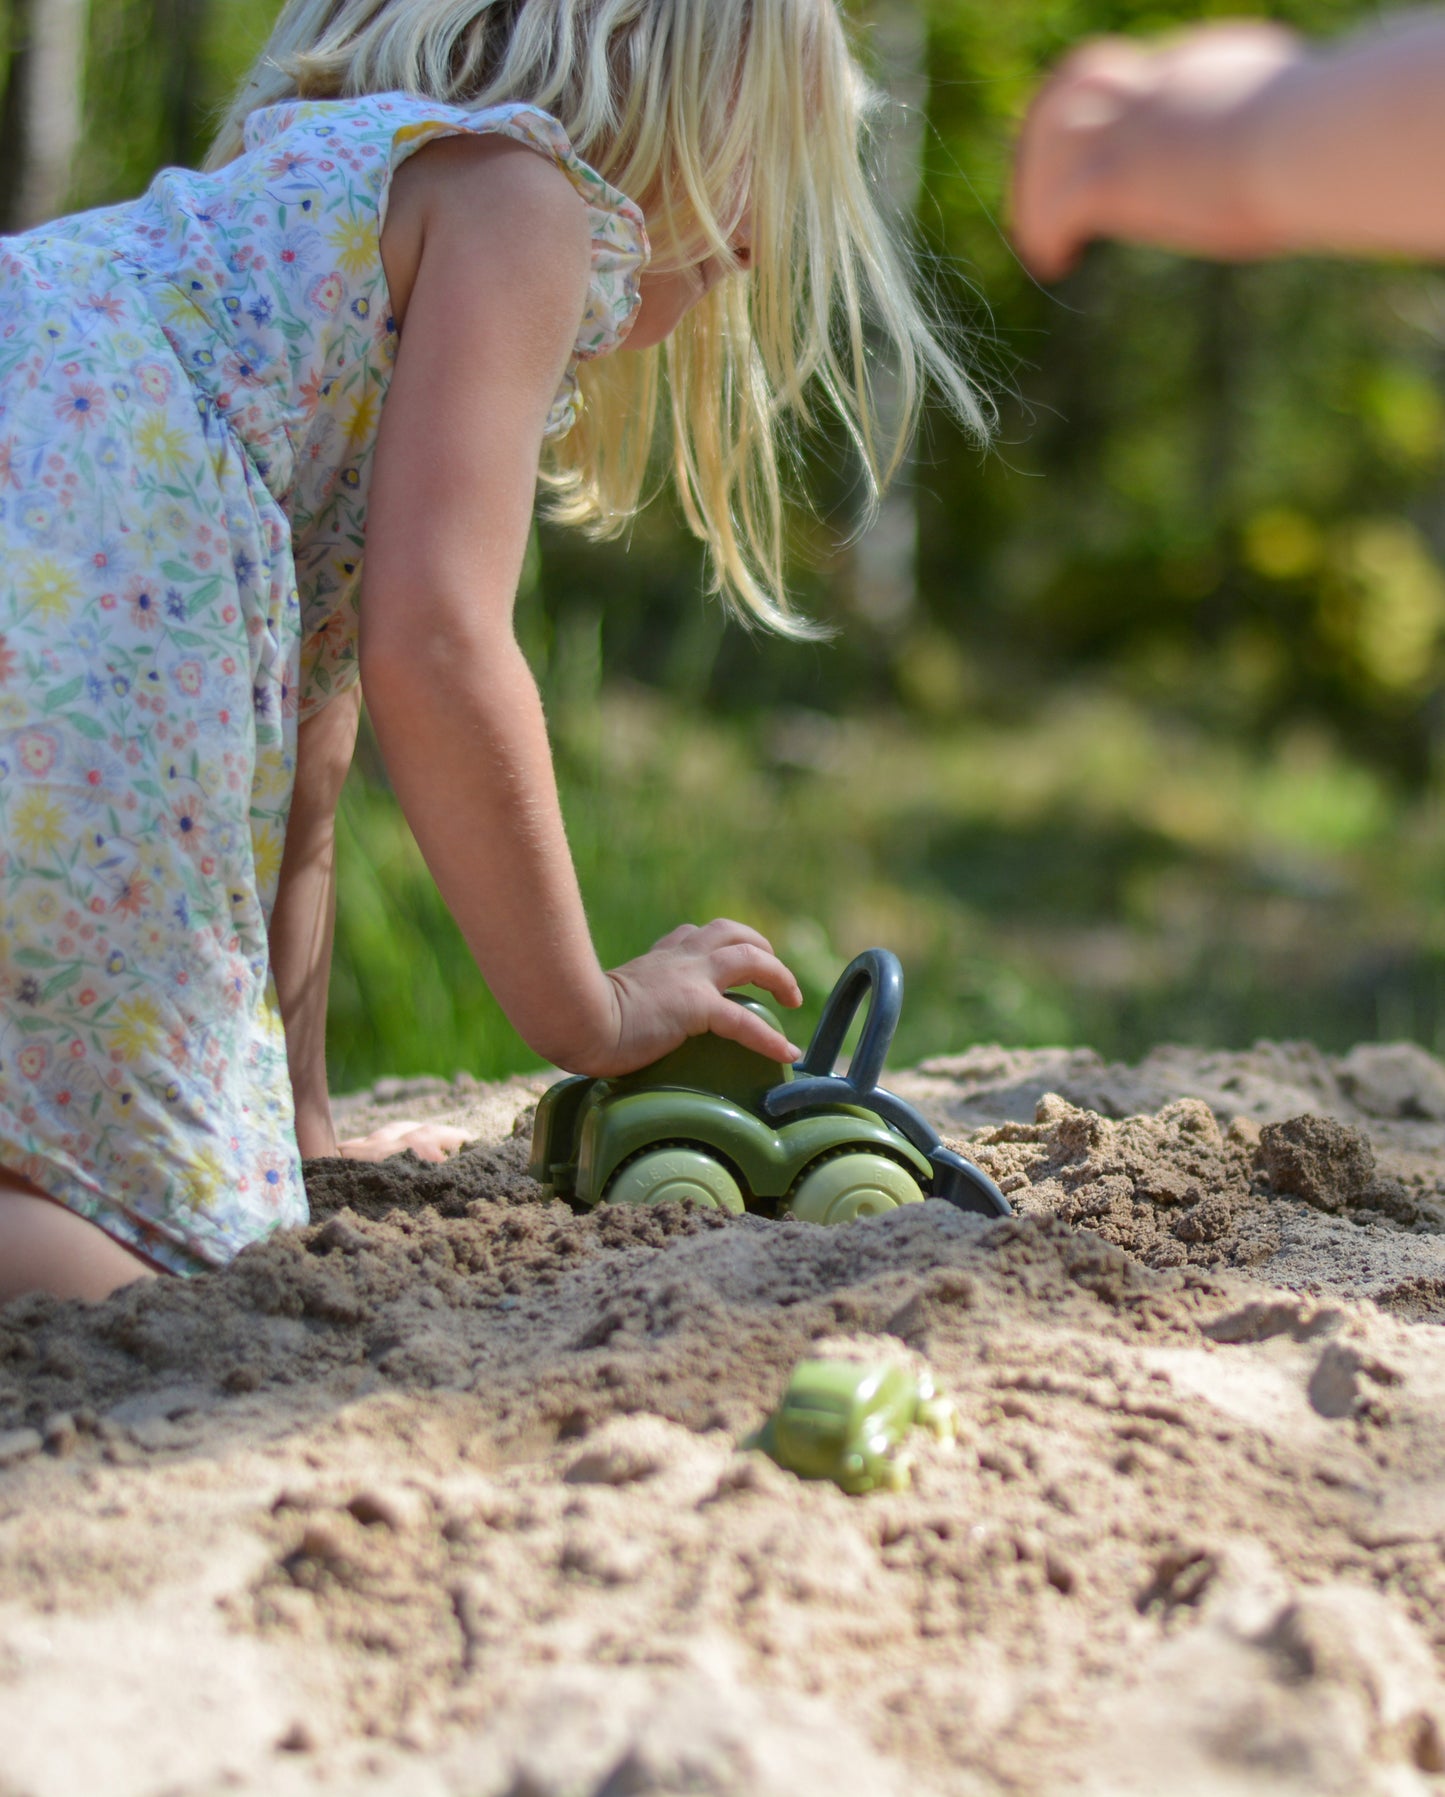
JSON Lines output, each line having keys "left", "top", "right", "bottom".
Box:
{"left": 326, "top": 680, "right": 1445, "bottom": 1095}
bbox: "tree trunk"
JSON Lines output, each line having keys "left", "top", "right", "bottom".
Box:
{"left": 154, "top": 0, "right": 206, "bottom": 170}
{"left": 0, "top": 0, "right": 87, "bottom": 233}
{"left": 850, "top": 0, "right": 927, "bottom": 634}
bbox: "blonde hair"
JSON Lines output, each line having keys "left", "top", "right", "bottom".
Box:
{"left": 209, "top": 0, "right": 991, "bottom": 633}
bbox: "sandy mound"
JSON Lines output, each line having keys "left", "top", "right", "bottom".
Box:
{"left": 4, "top": 1041, "right": 1445, "bottom": 1795}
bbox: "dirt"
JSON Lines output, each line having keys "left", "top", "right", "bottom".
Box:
{"left": 4, "top": 1041, "right": 1445, "bottom": 1795}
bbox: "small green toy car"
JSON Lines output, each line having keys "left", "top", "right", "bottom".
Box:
{"left": 528, "top": 948, "right": 1010, "bottom": 1222}
{"left": 748, "top": 1358, "right": 956, "bottom": 1494}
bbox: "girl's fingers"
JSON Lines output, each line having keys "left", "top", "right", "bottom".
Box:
{"left": 704, "top": 989, "right": 803, "bottom": 1064}
{"left": 337, "top": 1119, "right": 471, "bottom": 1162}
{"left": 602, "top": 920, "right": 806, "bottom": 1072}
{"left": 396, "top": 1123, "right": 471, "bottom": 1163}
{"left": 688, "top": 916, "right": 777, "bottom": 957}
{"left": 706, "top": 939, "right": 803, "bottom": 1008}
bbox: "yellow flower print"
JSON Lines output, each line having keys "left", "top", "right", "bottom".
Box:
{"left": 327, "top": 212, "right": 376, "bottom": 280}
{"left": 252, "top": 745, "right": 291, "bottom": 808}
{"left": 112, "top": 994, "right": 163, "bottom": 1062}
{"left": 136, "top": 414, "right": 189, "bottom": 472}
{"left": 343, "top": 387, "right": 379, "bottom": 445}
{"left": 157, "top": 284, "right": 208, "bottom": 330}
{"left": 186, "top": 1144, "right": 228, "bottom": 1213}
{"left": 23, "top": 887, "right": 60, "bottom": 924}
{"left": 20, "top": 555, "right": 81, "bottom": 620}
{"left": 250, "top": 820, "right": 284, "bottom": 896}
{"left": 12, "top": 791, "right": 66, "bottom": 855}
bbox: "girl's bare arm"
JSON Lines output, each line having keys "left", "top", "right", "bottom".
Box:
{"left": 267, "top": 684, "right": 360, "bottom": 1158}
{"left": 1013, "top": 12, "right": 1445, "bottom": 280}
{"left": 268, "top": 687, "right": 473, "bottom": 1165}
{"left": 364, "top": 137, "right": 800, "bottom": 1077}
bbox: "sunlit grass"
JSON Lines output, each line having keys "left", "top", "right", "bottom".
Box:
{"left": 326, "top": 680, "right": 1445, "bottom": 1094}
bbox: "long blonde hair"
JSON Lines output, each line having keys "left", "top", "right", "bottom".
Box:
{"left": 209, "top": 0, "right": 990, "bottom": 633}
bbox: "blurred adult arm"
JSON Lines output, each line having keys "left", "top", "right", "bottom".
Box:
{"left": 1012, "top": 11, "right": 1445, "bottom": 279}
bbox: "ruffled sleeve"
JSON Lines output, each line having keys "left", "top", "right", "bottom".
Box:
{"left": 382, "top": 101, "right": 648, "bottom": 437}
{"left": 226, "top": 92, "right": 649, "bottom": 721}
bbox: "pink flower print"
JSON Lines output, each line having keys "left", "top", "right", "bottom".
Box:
{"left": 88, "top": 531, "right": 128, "bottom": 576}
{"left": 307, "top": 272, "right": 344, "bottom": 316}
{"left": 54, "top": 379, "right": 106, "bottom": 428}
{"left": 17, "top": 1044, "right": 48, "bottom": 1081}
{"left": 113, "top": 874, "right": 153, "bottom": 917}
{"left": 267, "top": 148, "right": 314, "bottom": 178}
{"left": 16, "top": 729, "right": 58, "bottom": 776}
{"left": 256, "top": 1148, "right": 290, "bottom": 1208}
{"left": 0, "top": 436, "right": 19, "bottom": 488}
{"left": 222, "top": 958, "right": 247, "bottom": 1010}
{"left": 170, "top": 791, "right": 205, "bottom": 852}
{"left": 135, "top": 362, "right": 173, "bottom": 404}
{"left": 223, "top": 339, "right": 267, "bottom": 389}
{"left": 124, "top": 575, "right": 161, "bottom": 629}
{"left": 82, "top": 291, "right": 125, "bottom": 323}
{"left": 173, "top": 659, "right": 204, "bottom": 697}
{"left": 276, "top": 224, "right": 324, "bottom": 279}
{"left": 0, "top": 632, "right": 16, "bottom": 685}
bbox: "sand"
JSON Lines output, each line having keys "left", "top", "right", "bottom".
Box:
{"left": 4, "top": 1040, "right": 1445, "bottom": 1796}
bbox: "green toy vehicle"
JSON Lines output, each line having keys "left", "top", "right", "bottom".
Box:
{"left": 748, "top": 1358, "right": 956, "bottom": 1494}
{"left": 528, "top": 947, "right": 1010, "bottom": 1222}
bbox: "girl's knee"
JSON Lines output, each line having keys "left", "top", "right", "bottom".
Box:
{"left": 0, "top": 1175, "right": 158, "bottom": 1304}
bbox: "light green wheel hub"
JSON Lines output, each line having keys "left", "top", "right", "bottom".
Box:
{"left": 603, "top": 1148, "right": 746, "bottom": 1214}
{"left": 786, "top": 1152, "right": 924, "bottom": 1225}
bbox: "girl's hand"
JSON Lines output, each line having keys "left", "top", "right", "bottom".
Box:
{"left": 1012, "top": 22, "right": 1305, "bottom": 279}
{"left": 336, "top": 1119, "right": 472, "bottom": 1163}
{"left": 585, "top": 919, "right": 804, "bottom": 1077}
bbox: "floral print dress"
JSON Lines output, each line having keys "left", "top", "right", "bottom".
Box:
{"left": 0, "top": 95, "right": 646, "bottom": 1273}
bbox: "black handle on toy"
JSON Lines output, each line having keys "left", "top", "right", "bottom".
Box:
{"left": 762, "top": 948, "right": 1012, "bottom": 1220}
{"left": 762, "top": 947, "right": 900, "bottom": 1122}
{"left": 800, "top": 946, "right": 900, "bottom": 1095}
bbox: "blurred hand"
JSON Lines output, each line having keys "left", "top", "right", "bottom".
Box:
{"left": 578, "top": 919, "right": 803, "bottom": 1077}
{"left": 337, "top": 1119, "right": 472, "bottom": 1163}
{"left": 1012, "top": 21, "right": 1305, "bottom": 279}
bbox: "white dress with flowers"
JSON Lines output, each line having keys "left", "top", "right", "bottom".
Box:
{"left": 0, "top": 95, "right": 646, "bottom": 1273}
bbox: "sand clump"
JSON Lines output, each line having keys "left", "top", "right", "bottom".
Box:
{"left": 2, "top": 1048, "right": 1445, "bottom": 1793}
{"left": 965, "top": 1094, "right": 1445, "bottom": 1288}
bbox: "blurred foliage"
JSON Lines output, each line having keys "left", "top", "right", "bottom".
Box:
{"left": 27, "top": 0, "right": 1445, "bottom": 1083}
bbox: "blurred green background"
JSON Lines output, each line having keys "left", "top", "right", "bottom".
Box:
{"left": 14, "top": 0, "right": 1445, "bottom": 1086}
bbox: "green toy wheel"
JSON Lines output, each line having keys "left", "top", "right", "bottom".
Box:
{"left": 603, "top": 1148, "right": 746, "bottom": 1214}
{"left": 786, "top": 1152, "right": 924, "bottom": 1225}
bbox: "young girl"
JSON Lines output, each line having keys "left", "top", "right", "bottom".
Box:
{"left": 0, "top": 0, "right": 985, "bottom": 1302}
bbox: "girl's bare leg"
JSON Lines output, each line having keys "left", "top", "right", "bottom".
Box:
{"left": 0, "top": 1168, "right": 156, "bottom": 1303}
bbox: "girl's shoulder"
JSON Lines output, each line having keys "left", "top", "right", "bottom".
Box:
{"left": 241, "top": 90, "right": 489, "bottom": 161}
{"left": 239, "top": 92, "right": 637, "bottom": 234}
{"left": 234, "top": 93, "right": 649, "bottom": 432}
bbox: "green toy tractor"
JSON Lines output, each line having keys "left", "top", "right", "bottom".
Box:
{"left": 528, "top": 947, "right": 1010, "bottom": 1223}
